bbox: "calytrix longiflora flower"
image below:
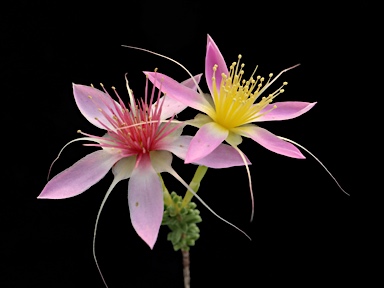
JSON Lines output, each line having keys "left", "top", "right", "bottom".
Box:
{"left": 38, "top": 72, "right": 251, "bottom": 286}
{"left": 142, "top": 34, "right": 348, "bottom": 221}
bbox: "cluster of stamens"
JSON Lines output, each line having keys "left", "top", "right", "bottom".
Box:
{"left": 210, "top": 55, "right": 288, "bottom": 129}
{"left": 78, "top": 78, "right": 177, "bottom": 156}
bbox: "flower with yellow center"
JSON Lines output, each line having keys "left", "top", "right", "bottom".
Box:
{"left": 210, "top": 58, "right": 287, "bottom": 129}
{"left": 146, "top": 35, "right": 315, "bottom": 163}
{"left": 145, "top": 35, "right": 316, "bottom": 220}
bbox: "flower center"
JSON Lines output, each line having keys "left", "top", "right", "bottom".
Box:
{"left": 81, "top": 79, "right": 177, "bottom": 157}
{"left": 210, "top": 55, "right": 287, "bottom": 129}
{"left": 108, "top": 104, "right": 159, "bottom": 155}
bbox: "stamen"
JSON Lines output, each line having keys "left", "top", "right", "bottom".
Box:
{"left": 125, "top": 73, "right": 136, "bottom": 116}
{"left": 234, "top": 54, "right": 242, "bottom": 78}
{"left": 99, "top": 83, "right": 107, "bottom": 94}
{"left": 211, "top": 65, "right": 219, "bottom": 107}
{"left": 257, "top": 64, "right": 300, "bottom": 96}
{"left": 249, "top": 65, "right": 258, "bottom": 80}
{"left": 111, "top": 86, "right": 126, "bottom": 115}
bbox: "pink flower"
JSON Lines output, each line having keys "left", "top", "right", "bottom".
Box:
{"left": 145, "top": 35, "right": 317, "bottom": 220}
{"left": 146, "top": 35, "right": 316, "bottom": 162}
{"left": 38, "top": 74, "right": 248, "bottom": 249}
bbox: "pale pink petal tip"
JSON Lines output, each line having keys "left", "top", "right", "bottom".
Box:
{"left": 38, "top": 150, "right": 123, "bottom": 199}
{"left": 255, "top": 102, "right": 317, "bottom": 122}
{"left": 205, "top": 35, "right": 228, "bottom": 94}
{"left": 73, "top": 83, "right": 120, "bottom": 130}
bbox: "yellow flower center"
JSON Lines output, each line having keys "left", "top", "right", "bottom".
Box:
{"left": 210, "top": 55, "right": 287, "bottom": 129}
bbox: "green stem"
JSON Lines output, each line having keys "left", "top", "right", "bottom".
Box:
{"left": 181, "top": 165, "right": 208, "bottom": 208}
{"left": 159, "top": 174, "right": 173, "bottom": 207}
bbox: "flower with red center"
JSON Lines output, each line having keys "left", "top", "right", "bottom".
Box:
{"left": 38, "top": 74, "right": 249, "bottom": 249}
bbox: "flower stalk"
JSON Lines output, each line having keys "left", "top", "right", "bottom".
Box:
{"left": 182, "top": 165, "right": 208, "bottom": 208}
{"left": 161, "top": 165, "right": 209, "bottom": 287}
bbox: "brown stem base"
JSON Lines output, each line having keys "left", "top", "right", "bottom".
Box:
{"left": 182, "top": 250, "right": 190, "bottom": 288}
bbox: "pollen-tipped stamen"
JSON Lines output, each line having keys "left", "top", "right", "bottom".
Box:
{"left": 125, "top": 74, "right": 137, "bottom": 116}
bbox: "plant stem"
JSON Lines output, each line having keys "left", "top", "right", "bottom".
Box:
{"left": 182, "top": 249, "right": 190, "bottom": 288}
{"left": 182, "top": 165, "right": 208, "bottom": 208}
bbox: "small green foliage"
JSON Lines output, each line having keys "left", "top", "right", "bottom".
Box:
{"left": 162, "top": 191, "right": 202, "bottom": 251}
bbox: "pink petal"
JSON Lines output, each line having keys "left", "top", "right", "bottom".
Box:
{"left": 205, "top": 34, "right": 229, "bottom": 94}
{"left": 128, "top": 153, "right": 163, "bottom": 249}
{"left": 162, "top": 136, "right": 250, "bottom": 168}
{"left": 145, "top": 71, "right": 212, "bottom": 114}
{"left": 157, "top": 95, "right": 187, "bottom": 120}
{"left": 185, "top": 122, "right": 229, "bottom": 163}
{"left": 38, "top": 150, "right": 124, "bottom": 199}
{"left": 158, "top": 74, "right": 203, "bottom": 120}
{"left": 255, "top": 102, "right": 317, "bottom": 122}
{"left": 180, "top": 73, "right": 203, "bottom": 90}
{"left": 156, "top": 136, "right": 191, "bottom": 159}
{"left": 73, "top": 84, "right": 120, "bottom": 130}
{"left": 235, "top": 125, "right": 305, "bottom": 159}
{"left": 197, "top": 142, "right": 251, "bottom": 168}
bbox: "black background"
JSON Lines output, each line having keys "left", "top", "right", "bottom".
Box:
{"left": 2, "top": 1, "right": 373, "bottom": 287}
